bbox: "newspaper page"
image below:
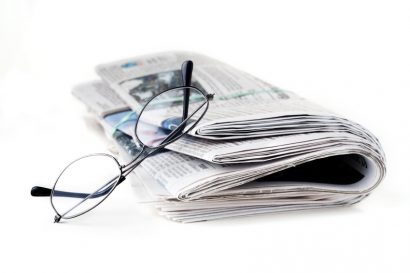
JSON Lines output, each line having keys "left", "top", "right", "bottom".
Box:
{"left": 73, "top": 80, "right": 383, "bottom": 168}
{"left": 72, "top": 80, "right": 129, "bottom": 117}
{"left": 96, "top": 51, "right": 340, "bottom": 140}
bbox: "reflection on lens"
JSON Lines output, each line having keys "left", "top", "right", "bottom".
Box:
{"left": 51, "top": 154, "right": 121, "bottom": 219}
{"left": 136, "top": 87, "right": 207, "bottom": 148}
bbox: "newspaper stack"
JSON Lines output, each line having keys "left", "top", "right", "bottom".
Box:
{"left": 73, "top": 52, "right": 386, "bottom": 222}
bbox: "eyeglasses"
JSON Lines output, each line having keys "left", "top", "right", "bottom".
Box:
{"left": 30, "top": 60, "right": 214, "bottom": 223}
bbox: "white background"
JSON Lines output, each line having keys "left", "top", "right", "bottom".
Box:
{"left": 1, "top": 0, "right": 409, "bottom": 272}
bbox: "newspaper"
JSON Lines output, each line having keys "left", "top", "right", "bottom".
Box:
{"left": 71, "top": 52, "right": 386, "bottom": 222}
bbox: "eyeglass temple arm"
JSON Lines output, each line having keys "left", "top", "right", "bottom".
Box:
{"left": 181, "top": 60, "right": 193, "bottom": 120}
{"left": 30, "top": 176, "right": 126, "bottom": 198}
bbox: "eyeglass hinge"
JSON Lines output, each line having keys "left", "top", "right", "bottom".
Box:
{"left": 54, "top": 215, "right": 61, "bottom": 223}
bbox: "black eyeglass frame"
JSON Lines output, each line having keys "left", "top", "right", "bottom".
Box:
{"left": 31, "top": 61, "right": 214, "bottom": 222}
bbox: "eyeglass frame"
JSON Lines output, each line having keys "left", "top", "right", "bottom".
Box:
{"left": 31, "top": 61, "right": 214, "bottom": 222}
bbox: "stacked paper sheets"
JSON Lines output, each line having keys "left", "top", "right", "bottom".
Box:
{"left": 72, "top": 52, "right": 385, "bottom": 222}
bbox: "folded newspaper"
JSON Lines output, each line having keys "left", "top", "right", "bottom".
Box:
{"left": 73, "top": 52, "right": 386, "bottom": 222}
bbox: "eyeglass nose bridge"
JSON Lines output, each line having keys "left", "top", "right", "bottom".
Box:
{"left": 206, "top": 93, "right": 215, "bottom": 100}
